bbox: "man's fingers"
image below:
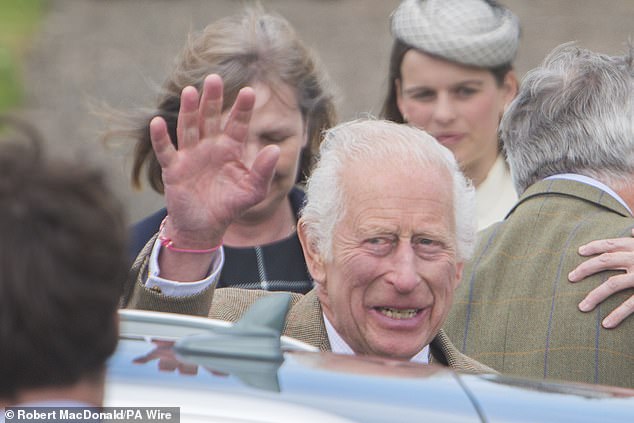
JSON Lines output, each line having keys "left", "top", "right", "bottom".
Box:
{"left": 149, "top": 117, "right": 175, "bottom": 169}
{"left": 568, "top": 251, "right": 631, "bottom": 281}
{"left": 158, "top": 358, "right": 179, "bottom": 372}
{"left": 132, "top": 354, "right": 153, "bottom": 365}
{"left": 223, "top": 87, "right": 255, "bottom": 144}
{"left": 249, "top": 145, "right": 280, "bottom": 200}
{"left": 578, "top": 273, "right": 632, "bottom": 311}
{"left": 178, "top": 363, "right": 199, "bottom": 376}
{"left": 176, "top": 86, "right": 201, "bottom": 149}
{"left": 578, "top": 235, "right": 634, "bottom": 256}
{"left": 199, "top": 74, "right": 223, "bottom": 138}
{"left": 601, "top": 295, "right": 634, "bottom": 329}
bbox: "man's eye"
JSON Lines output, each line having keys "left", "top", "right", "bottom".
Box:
{"left": 366, "top": 238, "right": 380, "bottom": 243}
{"left": 367, "top": 237, "right": 389, "bottom": 246}
{"left": 412, "top": 237, "right": 444, "bottom": 254}
{"left": 364, "top": 237, "right": 394, "bottom": 255}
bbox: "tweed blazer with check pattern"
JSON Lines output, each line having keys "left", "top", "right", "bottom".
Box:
{"left": 443, "top": 179, "right": 634, "bottom": 388}
{"left": 122, "top": 238, "right": 492, "bottom": 374}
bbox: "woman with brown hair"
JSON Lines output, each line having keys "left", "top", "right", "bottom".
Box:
{"left": 115, "top": 7, "right": 336, "bottom": 295}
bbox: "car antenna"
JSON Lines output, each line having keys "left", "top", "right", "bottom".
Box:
{"left": 174, "top": 293, "right": 292, "bottom": 362}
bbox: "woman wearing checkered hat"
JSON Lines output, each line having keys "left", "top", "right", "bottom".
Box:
{"left": 381, "top": 0, "right": 519, "bottom": 230}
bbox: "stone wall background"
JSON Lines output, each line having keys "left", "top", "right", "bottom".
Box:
{"left": 18, "top": 0, "right": 634, "bottom": 222}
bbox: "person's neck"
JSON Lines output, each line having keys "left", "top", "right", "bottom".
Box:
{"left": 224, "top": 198, "right": 296, "bottom": 247}
{"left": 10, "top": 374, "right": 105, "bottom": 408}
{"left": 462, "top": 152, "right": 499, "bottom": 188}
{"left": 615, "top": 183, "right": 634, "bottom": 213}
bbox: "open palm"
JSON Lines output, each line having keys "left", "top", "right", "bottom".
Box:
{"left": 149, "top": 74, "right": 279, "bottom": 248}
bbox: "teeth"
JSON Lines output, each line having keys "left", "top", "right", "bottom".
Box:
{"left": 378, "top": 307, "right": 419, "bottom": 319}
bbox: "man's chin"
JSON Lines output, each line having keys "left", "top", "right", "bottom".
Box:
{"left": 370, "top": 339, "right": 427, "bottom": 361}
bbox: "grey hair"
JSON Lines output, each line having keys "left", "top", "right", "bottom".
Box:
{"left": 301, "top": 119, "right": 476, "bottom": 262}
{"left": 500, "top": 42, "right": 634, "bottom": 194}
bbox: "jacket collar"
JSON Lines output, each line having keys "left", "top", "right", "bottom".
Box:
{"left": 506, "top": 178, "right": 632, "bottom": 220}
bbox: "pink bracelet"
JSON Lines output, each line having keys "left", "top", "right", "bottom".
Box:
{"left": 158, "top": 217, "right": 223, "bottom": 254}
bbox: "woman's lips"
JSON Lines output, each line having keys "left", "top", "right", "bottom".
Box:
{"left": 435, "top": 133, "right": 464, "bottom": 147}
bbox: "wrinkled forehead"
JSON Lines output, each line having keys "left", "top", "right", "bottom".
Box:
{"left": 340, "top": 157, "right": 454, "bottom": 215}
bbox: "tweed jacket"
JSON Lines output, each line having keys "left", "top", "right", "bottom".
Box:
{"left": 443, "top": 178, "right": 634, "bottom": 388}
{"left": 122, "top": 241, "right": 492, "bottom": 374}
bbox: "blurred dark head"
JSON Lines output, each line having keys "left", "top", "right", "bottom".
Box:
{"left": 0, "top": 116, "right": 128, "bottom": 400}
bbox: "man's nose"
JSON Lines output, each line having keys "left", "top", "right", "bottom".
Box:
{"left": 388, "top": 241, "right": 421, "bottom": 294}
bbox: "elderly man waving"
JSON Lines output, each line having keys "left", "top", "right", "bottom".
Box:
{"left": 122, "top": 75, "right": 486, "bottom": 371}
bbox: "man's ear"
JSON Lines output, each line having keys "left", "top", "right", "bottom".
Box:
{"left": 301, "top": 123, "right": 309, "bottom": 149}
{"left": 453, "top": 262, "right": 464, "bottom": 290}
{"left": 297, "top": 218, "right": 326, "bottom": 284}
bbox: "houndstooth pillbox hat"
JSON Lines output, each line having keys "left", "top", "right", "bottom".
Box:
{"left": 391, "top": 0, "right": 520, "bottom": 67}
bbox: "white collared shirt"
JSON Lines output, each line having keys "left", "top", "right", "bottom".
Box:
{"left": 145, "top": 239, "right": 224, "bottom": 296}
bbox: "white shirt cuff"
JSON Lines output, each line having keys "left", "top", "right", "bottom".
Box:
{"left": 145, "top": 237, "right": 224, "bottom": 297}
